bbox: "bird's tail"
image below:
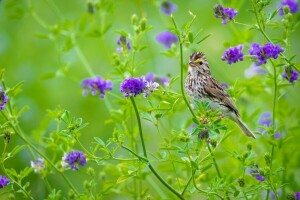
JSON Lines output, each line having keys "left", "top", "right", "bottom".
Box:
{"left": 233, "top": 117, "right": 256, "bottom": 139}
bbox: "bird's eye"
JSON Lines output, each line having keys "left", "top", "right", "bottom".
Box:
{"left": 199, "top": 61, "right": 203, "bottom": 65}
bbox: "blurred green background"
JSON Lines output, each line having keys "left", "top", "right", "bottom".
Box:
{"left": 0, "top": 0, "right": 300, "bottom": 199}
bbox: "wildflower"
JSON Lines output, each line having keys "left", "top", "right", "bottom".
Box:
{"left": 282, "top": 68, "right": 299, "bottom": 83}
{"left": 120, "top": 77, "right": 159, "bottom": 98}
{"left": 274, "top": 132, "right": 281, "bottom": 139}
{"left": 145, "top": 73, "right": 170, "bottom": 87}
{"left": 295, "top": 192, "right": 300, "bottom": 200}
{"left": 213, "top": 4, "right": 238, "bottom": 25}
{"left": 220, "top": 82, "right": 229, "bottom": 89}
{"left": 81, "top": 76, "right": 113, "bottom": 98}
{"left": 0, "top": 175, "right": 10, "bottom": 188}
{"left": 0, "top": 88, "right": 8, "bottom": 110}
{"left": 249, "top": 42, "right": 284, "bottom": 66}
{"left": 221, "top": 45, "right": 244, "bottom": 64}
{"left": 259, "top": 112, "right": 272, "bottom": 127}
{"left": 156, "top": 31, "right": 178, "bottom": 48}
{"left": 62, "top": 151, "right": 87, "bottom": 170}
{"left": 199, "top": 129, "right": 209, "bottom": 140}
{"left": 144, "top": 81, "right": 159, "bottom": 97}
{"left": 248, "top": 164, "right": 265, "bottom": 182}
{"left": 31, "top": 158, "right": 45, "bottom": 173}
{"left": 116, "top": 35, "right": 131, "bottom": 52}
{"left": 120, "top": 77, "right": 147, "bottom": 97}
{"left": 244, "top": 64, "right": 266, "bottom": 78}
{"left": 278, "top": 0, "right": 299, "bottom": 15}
{"left": 160, "top": 1, "right": 177, "bottom": 15}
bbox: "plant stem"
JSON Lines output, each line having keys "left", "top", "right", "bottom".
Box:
{"left": 170, "top": 15, "right": 197, "bottom": 120}
{"left": 129, "top": 96, "right": 148, "bottom": 158}
{"left": 181, "top": 173, "right": 192, "bottom": 196}
{"left": 72, "top": 34, "right": 95, "bottom": 77}
{"left": 207, "top": 143, "right": 221, "bottom": 178}
{"left": 129, "top": 96, "right": 184, "bottom": 199}
{"left": 0, "top": 112, "right": 79, "bottom": 195}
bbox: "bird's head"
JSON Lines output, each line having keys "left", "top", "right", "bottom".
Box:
{"left": 188, "top": 52, "right": 210, "bottom": 74}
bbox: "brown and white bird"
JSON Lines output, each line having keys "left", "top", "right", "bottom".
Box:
{"left": 185, "top": 52, "right": 256, "bottom": 138}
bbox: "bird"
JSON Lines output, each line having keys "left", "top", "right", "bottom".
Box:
{"left": 185, "top": 52, "right": 256, "bottom": 139}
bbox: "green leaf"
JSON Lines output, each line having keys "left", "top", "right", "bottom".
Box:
{"left": 94, "top": 137, "right": 105, "bottom": 147}
{"left": 9, "top": 145, "right": 26, "bottom": 158}
{"left": 196, "top": 33, "right": 212, "bottom": 44}
{"left": 190, "top": 160, "right": 199, "bottom": 170}
{"left": 234, "top": 191, "right": 240, "bottom": 197}
{"left": 116, "top": 175, "right": 134, "bottom": 184}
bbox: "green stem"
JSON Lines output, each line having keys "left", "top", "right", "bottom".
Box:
{"left": 181, "top": 173, "right": 192, "bottom": 196}
{"left": 129, "top": 97, "right": 184, "bottom": 199}
{"left": 170, "top": 15, "right": 197, "bottom": 120}
{"left": 129, "top": 96, "right": 147, "bottom": 158}
{"left": 72, "top": 34, "right": 95, "bottom": 77}
{"left": 207, "top": 143, "right": 221, "bottom": 178}
{"left": 1, "top": 112, "right": 79, "bottom": 195}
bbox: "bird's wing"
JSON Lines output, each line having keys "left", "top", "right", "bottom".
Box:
{"left": 204, "top": 77, "right": 240, "bottom": 116}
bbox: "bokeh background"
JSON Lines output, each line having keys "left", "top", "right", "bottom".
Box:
{"left": 0, "top": 0, "right": 300, "bottom": 199}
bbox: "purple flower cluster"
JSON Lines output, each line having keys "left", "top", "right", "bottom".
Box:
{"left": 248, "top": 164, "right": 265, "bottom": 182}
{"left": 249, "top": 42, "right": 284, "bottom": 66}
{"left": 213, "top": 4, "right": 238, "bottom": 25}
{"left": 0, "top": 175, "right": 10, "bottom": 188}
{"left": 259, "top": 112, "right": 272, "bottom": 127}
{"left": 62, "top": 151, "right": 87, "bottom": 170}
{"left": 278, "top": 0, "right": 299, "bottom": 15}
{"left": 156, "top": 31, "right": 178, "bottom": 48}
{"left": 116, "top": 35, "right": 131, "bottom": 52}
{"left": 81, "top": 76, "right": 113, "bottom": 98}
{"left": 0, "top": 88, "right": 8, "bottom": 110}
{"left": 282, "top": 68, "right": 299, "bottom": 83}
{"left": 220, "top": 82, "right": 230, "bottom": 89}
{"left": 145, "top": 73, "right": 170, "bottom": 87}
{"left": 295, "top": 192, "right": 300, "bottom": 200}
{"left": 221, "top": 44, "right": 244, "bottom": 64}
{"left": 31, "top": 158, "right": 45, "bottom": 173}
{"left": 160, "top": 1, "right": 177, "bottom": 15}
{"left": 120, "top": 77, "right": 159, "bottom": 98}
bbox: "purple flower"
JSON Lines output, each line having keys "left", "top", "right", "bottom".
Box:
{"left": 120, "top": 77, "right": 159, "bottom": 98}
{"left": 221, "top": 44, "right": 244, "bottom": 64}
{"left": 259, "top": 112, "right": 272, "bottom": 127}
{"left": 244, "top": 64, "right": 267, "bottom": 78}
{"left": 248, "top": 164, "right": 265, "bottom": 182}
{"left": 81, "top": 76, "right": 113, "bottom": 98}
{"left": 145, "top": 73, "right": 155, "bottom": 82}
{"left": 156, "top": 31, "right": 178, "bottom": 48}
{"left": 31, "top": 158, "right": 45, "bottom": 173}
{"left": 278, "top": 0, "right": 299, "bottom": 15}
{"left": 274, "top": 132, "right": 281, "bottom": 139}
{"left": 282, "top": 68, "right": 299, "bottom": 83}
{"left": 213, "top": 4, "right": 238, "bottom": 25}
{"left": 0, "top": 88, "right": 8, "bottom": 110}
{"left": 116, "top": 35, "right": 131, "bottom": 52}
{"left": 160, "top": 77, "right": 170, "bottom": 87}
{"left": 62, "top": 151, "right": 87, "bottom": 170}
{"left": 220, "top": 82, "right": 229, "bottom": 89}
{"left": 144, "top": 81, "right": 159, "bottom": 97}
{"left": 160, "top": 1, "right": 177, "bottom": 15}
{"left": 0, "top": 175, "right": 10, "bottom": 188}
{"left": 295, "top": 192, "right": 300, "bottom": 200}
{"left": 255, "top": 174, "right": 266, "bottom": 182}
{"left": 249, "top": 42, "right": 284, "bottom": 66}
{"left": 120, "top": 77, "right": 147, "bottom": 98}
{"left": 145, "top": 73, "right": 170, "bottom": 87}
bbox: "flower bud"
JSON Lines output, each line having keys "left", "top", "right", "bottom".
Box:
{"left": 140, "top": 18, "right": 147, "bottom": 31}
{"left": 264, "top": 152, "right": 271, "bottom": 166}
{"left": 131, "top": 14, "right": 138, "bottom": 25}
{"left": 238, "top": 177, "right": 245, "bottom": 187}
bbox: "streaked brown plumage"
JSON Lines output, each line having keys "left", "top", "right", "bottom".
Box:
{"left": 185, "top": 52, "right": 256, "bottom": 138}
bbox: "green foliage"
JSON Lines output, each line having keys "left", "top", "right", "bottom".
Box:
{"left": 0, "top": 0, "right": 300, "bottom": 199}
